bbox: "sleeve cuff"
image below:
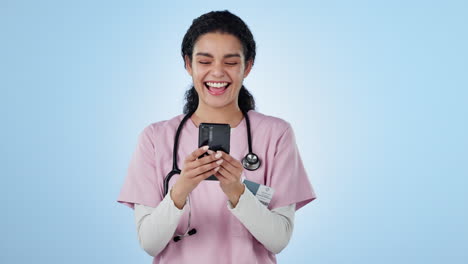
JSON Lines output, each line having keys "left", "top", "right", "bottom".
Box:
{"left": 167, "top": 187, "right": 188, "bottom": 213}
{"left": 226, "top": 183, "right": 253, "bottom": 211}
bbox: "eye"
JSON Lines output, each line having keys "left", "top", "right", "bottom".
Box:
{"left": 225, "top": 62, "right": 238, "bottom": 66}
{"left": 199, "top": 61, "right": 211, "bottom": 65}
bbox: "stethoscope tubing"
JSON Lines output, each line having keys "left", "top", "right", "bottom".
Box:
{"left": 164, "top": 109, "right": 261, "bottom": 242}
{"left": 163, "top": 110, "right": 259, "bottom": 196}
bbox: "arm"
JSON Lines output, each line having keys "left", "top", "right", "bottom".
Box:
{"left": 134, "top": 189, "right": 187, "bottom": 257}
{"left": 134, "top": 147, "right": 223, "bottom": 257}
{"left": 227, "top": 186, "right": 296, "bottom": 254}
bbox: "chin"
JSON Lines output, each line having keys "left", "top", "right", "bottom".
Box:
{"left": 203, "top": 98, "right": 235, "bottom": 109}
{"left": 205, "top": 101, "right": 230, "bottom": 109}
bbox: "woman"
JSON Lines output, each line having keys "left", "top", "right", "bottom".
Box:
{"left": 117, "top": 10, "right": 316, "bottom": 264}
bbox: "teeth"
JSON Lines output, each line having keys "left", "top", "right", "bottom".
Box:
{"left": 206, "top": 82, "right": 229, "bottom": 88}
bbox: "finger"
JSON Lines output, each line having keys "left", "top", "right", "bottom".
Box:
{"left": 191, "top": 150, "right": 223, "bottom": 169}
{"left": 184, "top": 147, "right": 218, "bottom": 171}
{"left": 194, "top": 166, "right": 220, "bottom": 181}
{"left": 185, "top": 146, "right": 209, "bottom": 163}
{"left": 219, "top": 160, "right": 239, "bottom": 177}
{"left": 214, "top": 171, "right": 227, "bottom": 183}
{"left": 191, "top": 159, "right": 224, "bottom": 178}
{"left": 217, "top": 166, "right": 238, "bottom": 182}
{"left": 218, "top": 151, "right": 243, "bottom": 169}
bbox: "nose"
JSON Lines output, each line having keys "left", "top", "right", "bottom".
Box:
{"left": 210, "top": 62, "right": 225, "bottom": 78}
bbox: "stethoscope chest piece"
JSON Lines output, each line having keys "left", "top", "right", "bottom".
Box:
{"left": 242, "top": 153, "right": 261, "bottom": 171}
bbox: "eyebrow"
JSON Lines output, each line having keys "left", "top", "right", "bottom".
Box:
{"left": 195, "top": 52, "right": 241, "bottom": 59}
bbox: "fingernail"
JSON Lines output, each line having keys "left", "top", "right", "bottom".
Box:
{"left": 214, "top": 167, "right": 220, "bottom": 171}
{"left": 207, "top": 150, "right": 215, "bottom": 155}
{"left": 215, "top": 152, "right": 222, "bottom": 158}
{"left": 216, "top": 159, "right": 223, "bottom": 165}
{"left": 202, "top": 145, "right": 209, "bottom": 150}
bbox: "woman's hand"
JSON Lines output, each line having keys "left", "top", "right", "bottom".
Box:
{"left": 214, "top": 151, "right": 246, "bottom": 208}
{"left": 171, "top": 146, "right": 223, "bottom": 209}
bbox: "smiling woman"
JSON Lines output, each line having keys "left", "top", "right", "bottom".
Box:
{"left": 117, "top": 10, "right": 317, "bottom": 264}
{"left": 185, "top": 32, "right": 253, "bottom": 111}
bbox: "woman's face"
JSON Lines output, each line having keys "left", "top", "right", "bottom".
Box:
{"left": 185, "top": 32, "right": 253, "bottom": 110}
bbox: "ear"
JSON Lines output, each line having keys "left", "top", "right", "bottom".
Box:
{"left": 184, "top": 55, "right": 193, "bottom": 76}
{"left": 243, "top": 59, "right": 253, "bottom": 78}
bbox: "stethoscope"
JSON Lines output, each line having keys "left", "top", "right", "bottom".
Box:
{"left": 163, "top": 109, "right": 261, "bottom": 242}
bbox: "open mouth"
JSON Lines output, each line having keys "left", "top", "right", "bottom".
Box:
{"left": 204, "top": 82, "right": 231, "bottom": 96}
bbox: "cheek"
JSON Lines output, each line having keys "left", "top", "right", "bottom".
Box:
{"left": 232, "top": 67, "right": 245, "bottom": 78}
{"left": 192, "top": 68, "right": 208, "bottom": 80}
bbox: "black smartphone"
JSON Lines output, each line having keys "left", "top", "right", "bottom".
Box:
{"left": 198, "top": 123, "right": 231, "bottom": 181}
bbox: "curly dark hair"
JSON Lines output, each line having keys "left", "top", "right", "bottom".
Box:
{"left": 181, "top": 10, "right": 257, "bottom": 114}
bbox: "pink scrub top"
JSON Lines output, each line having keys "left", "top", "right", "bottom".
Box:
{"left": 117, "top": 110, "right": 317, "bottom": 264}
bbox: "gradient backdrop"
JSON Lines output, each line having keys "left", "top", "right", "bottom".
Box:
{"left": 1, "top": 0, "right": 467, "bottom": 263}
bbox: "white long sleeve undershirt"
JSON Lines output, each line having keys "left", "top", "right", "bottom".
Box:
{"left": 134, "top": 185, "right": 295, "bottom": 257}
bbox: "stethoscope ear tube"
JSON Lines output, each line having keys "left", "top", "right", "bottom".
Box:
{"left": 173, "top": 228, "right": 197, "bottom": 242}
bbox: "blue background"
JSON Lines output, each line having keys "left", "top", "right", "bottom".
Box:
{"left": 1, "top": 0, "right": 467, "bottom": 263}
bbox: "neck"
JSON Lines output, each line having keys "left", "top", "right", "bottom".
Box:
{"left": 191, "top": 103, "right": 244, "bottom": 128}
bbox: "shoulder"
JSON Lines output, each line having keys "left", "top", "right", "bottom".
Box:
{"left": 248, "top": 110, "right": 292, "bottom": 135}
{"left": 138, "top": 114, "right": 185, "bottom": 140}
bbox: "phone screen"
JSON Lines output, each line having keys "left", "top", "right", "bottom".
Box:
{"left": 198, "top": 123, "right": 231, "bottom": 180}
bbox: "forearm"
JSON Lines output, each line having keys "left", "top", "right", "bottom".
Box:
{"left": 134, "top": 190, "right": 187, "bottom": 257}
{"left": 227, "top": 187, "right": 296, "bottom": 254}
